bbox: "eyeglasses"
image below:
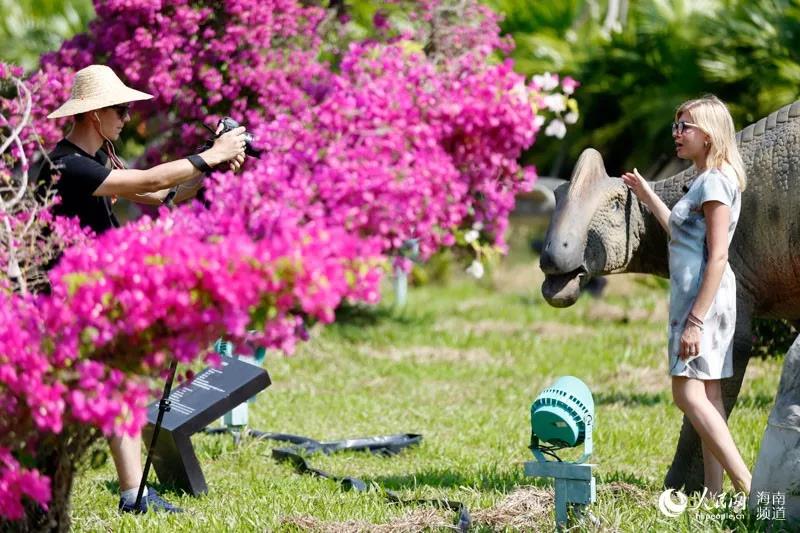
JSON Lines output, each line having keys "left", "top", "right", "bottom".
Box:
{"left": 671, "top": 120, "right": 700, "bottom": 135}
{"left": 109, "top": 104, "right": 131, "bottom": 120}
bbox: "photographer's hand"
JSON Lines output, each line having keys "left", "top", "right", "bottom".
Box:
{"left": 200, "top": 126, "right": 247, "bottom": 167}
{"left": 229, "top": 152, "right": 246, "bottom": 172}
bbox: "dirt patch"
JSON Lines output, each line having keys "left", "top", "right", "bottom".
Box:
{"left": 583, "top": 302, "right": 668, "bottom": 324}
{"left": 360, "top": 345, "right": 500, "bottom": 365}
{"left": 281, "top": 508, "right": 452, "bottom": 532}
{"left": 472, "top": 487, "right": 553, "bottom": 530}
{"left": 644, "top": 304, "right": 669, "bottom": 324}
{"left": 599, "top": 481, "right": 650, "bottom": 505}
{"left": 530, "top": 321, "right": 594, "bottom": 340}
{"left": 642, "top": 329, "right": 667, "bottom": 346}
{"left": 583, "top": 302, "right": 628, "bottom": 323}
{"left": 601, "top": 363, "right": 667, "bottom": 394}
{"left": 432, "top": 315, "right": 595, "bottom": 341}
{"left": 492, "top": 262, "right": 545, "bottom": 294}
{"left": 433, "top": 318, "right": 528, "bottom": 336}
{"left": 455, "top": 297, "right": 494, "bottom": 312}
{"left": 601, "top": 274, "right": 667, "bottom": 298}
{"left": 743, "top": 356, "right": 784, "bottom": 381}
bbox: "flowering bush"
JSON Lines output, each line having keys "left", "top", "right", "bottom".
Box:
{"left": 34, "top": 0, "right": 577, "bottom": 261}
{"left": 0, "top": 0, "right": 577, "bottom": 526}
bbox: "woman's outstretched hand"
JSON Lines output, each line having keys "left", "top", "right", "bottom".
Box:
{"left": 622, "top": 167, "right": 672, "bottom": 235}
{"left": 621, "top": 168, "right": 653, "bottom": 203}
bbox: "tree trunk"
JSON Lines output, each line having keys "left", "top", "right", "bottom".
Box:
{"left": 2, "top": 427, "right": 98, "bottom": 532}
{"left": 664, "top": 301, "right": 753, "bottom": 493}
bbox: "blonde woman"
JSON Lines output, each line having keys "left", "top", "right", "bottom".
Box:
{"left": 622, "top": 95, "right": 751, "bottom": 496}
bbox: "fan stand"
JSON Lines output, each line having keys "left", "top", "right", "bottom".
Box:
{"left": 525, "top": 418, "right": 596, "bottom": 529}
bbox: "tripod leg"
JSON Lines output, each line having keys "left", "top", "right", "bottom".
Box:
{"left": 135, "top": 359, "right": 179, "bottom": 510}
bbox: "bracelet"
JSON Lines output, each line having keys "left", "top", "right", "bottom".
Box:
{"left": 688, "top": 312, "right": 704, "bottom": 325}
{"left": 686, "top": 314, "right": 704, "bottom": 330}
{"left": 187, "top": 154, "right": 213, "bottom": 174}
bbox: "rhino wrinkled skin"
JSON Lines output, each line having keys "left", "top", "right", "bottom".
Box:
{"left": 540, "top": 100, "right": 800, "bottom": 520}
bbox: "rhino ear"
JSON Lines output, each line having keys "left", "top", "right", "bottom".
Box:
{"left": 568, "top": 148, "right": 609, "bottom": 198}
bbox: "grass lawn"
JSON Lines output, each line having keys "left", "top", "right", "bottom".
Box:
{"left": 70, "top": 222, "right": 785, "bottom": 532}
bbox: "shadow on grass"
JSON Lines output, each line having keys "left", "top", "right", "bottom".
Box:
{"left": 596, "top": 470, "right": 654, "bottom": 489}
{"left": 366, "top": 466, "right": 550, "bottom": 494}
{"left": 595, "top": 390, "right": 774, "bottom": 409}
{"left": 102, "top": 479, "right": 184, "bottom": 498}
{"left": 594, "top": 391, "right": 668, "bottom": 406}
{"left": 334, "top": 302, "right": 432, "bottom": 324}
{"left": 735, "top": 393, "right": 775, "bottom": 409}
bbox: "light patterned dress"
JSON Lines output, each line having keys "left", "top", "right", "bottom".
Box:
{"left": 667, "top": 167, "right": 741, "bottom": 379}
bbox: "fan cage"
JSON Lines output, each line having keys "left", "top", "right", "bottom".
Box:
{"left": 532, "top": 386, "right": 591, "bottom": 445}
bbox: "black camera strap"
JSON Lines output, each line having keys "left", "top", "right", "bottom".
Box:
{"left": 205, "top": 429, "right": 471, "bottom": 531}
{"left": 186, "top": 154, "right": 214, "bottom": 174}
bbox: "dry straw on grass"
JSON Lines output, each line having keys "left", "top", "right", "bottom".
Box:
{"left": 281, "top": 508, "right": 453, "bottom": 532}
{"left": 282, "top": 487, "right": 557, "bottom": 532}
{"left": 471, "top": 486, "right": 553, "bottom": 530}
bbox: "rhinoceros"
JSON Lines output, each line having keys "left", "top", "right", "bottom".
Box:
{"left": 539, "top": 100, "right": 800, "bottom": 519}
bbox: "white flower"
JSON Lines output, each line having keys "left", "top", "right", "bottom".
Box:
{"left": 564, "top": 111, "right": 579, "bottom": 124}
{"left": 533, "top": 115, "right": 546, "bottom": 131}
{"left": 466, "top": 260, "right": 485, "bottom": 279}
{"left": 510, "top": 81, "right": 528, "bottom": 104}
{"left": 533, "top": 72, "right": 559, "bottom": 92}
{"left": 472, "top": 221, "right": 484, "bottom": 231}
{"left": 543, "top": 94, "right": 566, "bottom": 113}
{"left": 545, "top": 119, "right": 567, "bottom": 139}
{"left": 464, "top": 229, "right": 479, "bottom": 244}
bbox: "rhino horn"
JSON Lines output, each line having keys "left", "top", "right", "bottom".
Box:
{"left": 567, "top": 148, "right": 610, "bottom": 200}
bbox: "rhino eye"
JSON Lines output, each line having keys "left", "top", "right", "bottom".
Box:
{"left": 611, "top": 200, "right": 621, "bottom": 212}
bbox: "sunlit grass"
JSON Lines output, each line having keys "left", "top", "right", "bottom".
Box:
{"left": 70, "top": 223, "right": 784, "bottom": 532}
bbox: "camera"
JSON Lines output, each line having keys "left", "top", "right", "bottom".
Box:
{"left": 203, "top": 116, "right": 261, "bottom": 158}
{"left": 217, "top": 117, "right": 260, "bottom": 157}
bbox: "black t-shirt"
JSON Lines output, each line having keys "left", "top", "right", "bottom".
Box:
{"left": 37, "top": 139, "right": 118, "bottom": 235}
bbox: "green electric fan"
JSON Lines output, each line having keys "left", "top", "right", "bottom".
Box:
{"left": 530, "top": 375, "right": 594, "bottom": 463}
{"left": 525, "top": 376, "right": 596, "bottom": 528}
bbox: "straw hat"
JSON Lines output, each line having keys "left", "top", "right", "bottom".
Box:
{"left": 47, "top": 64, "right": 153, "bottom": 119}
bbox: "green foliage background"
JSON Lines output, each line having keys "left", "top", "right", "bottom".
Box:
{"left": 489, "top": 0, "right": 800, "bottom": 178}
{"left": 0, "top": 0, "right": 95, "bottom": 71}
{"left": 5, "top": 0, "right": 799, "bottom": 178}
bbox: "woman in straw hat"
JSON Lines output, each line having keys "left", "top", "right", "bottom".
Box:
{"left": 42, "top": 64, "right": 247, "bottom": 234}
{"left": 41, "top": 64, "right": 249, "bottom": 514}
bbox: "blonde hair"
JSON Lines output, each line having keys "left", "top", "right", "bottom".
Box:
{"left": 676, "top": 95, "right": 747, "bottom": 191}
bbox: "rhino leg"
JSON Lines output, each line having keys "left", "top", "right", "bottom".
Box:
{"left": 664, "top": 301, "right": 754, "bottom": 493}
